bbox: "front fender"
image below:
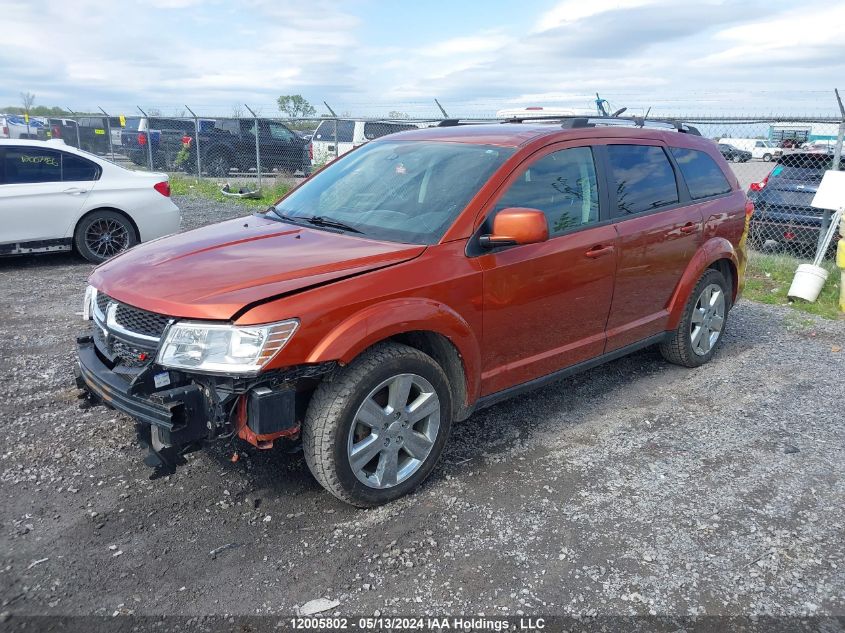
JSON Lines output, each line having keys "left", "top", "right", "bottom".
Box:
{"left": 666, "top": 237, "right": 739, "bottom": 330}
{"left": 306, "top": 298, "right": 482, "bottom": 403}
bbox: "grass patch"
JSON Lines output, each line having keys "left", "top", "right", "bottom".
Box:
{"left": 169, "top": 174, "right": 293, "bottom": 210}
{"left": 745, "top": 251, "right": 842, "bottom": 319}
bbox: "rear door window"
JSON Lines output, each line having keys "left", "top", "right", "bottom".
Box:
{"left": 670, "top": 148, "right": 732, "bottom": 199}
{"left": 2, "top": 147, "right": 62, "bottom": 184}
{"left": 494, "top": 146, "right": 600, "bottom": 236}
{"left": 606, "top": 145, "right": 679, "bottom": 217}
{"left": 62, "top": 153, "right": 100, "bottom": 181}
{"left": 314, "top": 120, "right": 355, "bottom": 143}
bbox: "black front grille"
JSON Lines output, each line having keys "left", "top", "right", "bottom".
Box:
{"left": 98, "top": 292, "right": 171, "bottom": 339}
{"left": 114, "top": 303, "right": 171, "bottom": 338}
{"left": 95, "top": 292, "right": 110, "bottom": 314}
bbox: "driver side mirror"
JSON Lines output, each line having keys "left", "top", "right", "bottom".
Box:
{"left": 479, "top": 207, "right": 549, "bottom": 248}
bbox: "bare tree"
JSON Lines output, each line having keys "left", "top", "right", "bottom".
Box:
{"left": 232, "top": 104, "right": 243, "bottom": 119}
{"left": 20, "top": 92, "right": 35, "bottom": 135}
{"left": 20, "top": 91, "right": 35, "bottom": 114}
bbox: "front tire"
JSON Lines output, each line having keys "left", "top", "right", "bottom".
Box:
{"left": 660, "top": 269, "right": 730, "bottom": 368}
{"left": 763, "top": 153, "right": 773, "bottom": 162}
{"left": 74, "top": 210, "right": 138, "bottom": 263}
{"left": 302, "top": 342, "right": 452, "bottom": 507}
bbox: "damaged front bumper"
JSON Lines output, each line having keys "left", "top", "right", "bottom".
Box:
{"left": 75, "top": 334, "right": 333, "bottom": 473}
{"left": 75, "top": 336, "right": 210, "bottom": 446}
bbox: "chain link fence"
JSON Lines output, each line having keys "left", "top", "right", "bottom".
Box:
{"left": 20, "top": 110, "right": 844, "bottom": 264}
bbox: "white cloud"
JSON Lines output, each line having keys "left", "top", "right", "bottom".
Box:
{"left": 0, "top": 0, "right": 842, "bottom": 116}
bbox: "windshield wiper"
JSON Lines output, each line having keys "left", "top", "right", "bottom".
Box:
{"left": 305, "top": 216, "right": 363, "bottom": 234}
{"left": 264, "top": 205, "right": 303, "bottom": 224}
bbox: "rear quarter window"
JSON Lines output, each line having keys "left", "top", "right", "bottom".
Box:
{"left": 62, "top": 153, "right": 101, "bottom": 181}
{"left": 606, "top": 145, "right": 679, "bottom": 217}
{"left": 670, "top": 147, "right": 732, "bottom": 199}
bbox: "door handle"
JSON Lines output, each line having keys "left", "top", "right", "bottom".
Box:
{"left": 63, "top": 187, "right": 87, "bottom": 195}
{"left": 585, "top": 245, "right": 614, "bottom": 258}
{"left": 679, "top": 222, "right": 698, "bottom": 234}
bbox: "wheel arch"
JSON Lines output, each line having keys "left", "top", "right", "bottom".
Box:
{"left": 304, "top": 298, "right": 481, "bottom": 418}
{"left": 389, "top": 331, "right": 471, "bottom": 422}
{"left": 666, "top": 237, "right": 739, "bottom": 330}
{"left": 73, "top": 206, "right": 141, "bottom": 246}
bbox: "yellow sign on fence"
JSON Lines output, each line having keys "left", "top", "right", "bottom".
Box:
{"left": 119, "top": 115, "right": 126, "bottom": 127}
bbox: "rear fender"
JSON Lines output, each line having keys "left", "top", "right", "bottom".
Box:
{"left": 306, "top": 298, "right": 482, "bottom": 406}
{"left": 666, "top": 237, "right": 739, "bottom": 330}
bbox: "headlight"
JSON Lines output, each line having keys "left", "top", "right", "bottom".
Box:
{"left": 83, "top": 285, "right": 97, "bottom": 321}
{"left": 157, "top": 319, "right": 299, "bottom": 375}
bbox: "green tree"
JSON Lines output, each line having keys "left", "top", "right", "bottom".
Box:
{"left": 277, "top": 94, "right": 316, "bottom": 118}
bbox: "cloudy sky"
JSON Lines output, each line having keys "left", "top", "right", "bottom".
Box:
{"left": 2, "top": 0, "right": 843, "bottom": 117}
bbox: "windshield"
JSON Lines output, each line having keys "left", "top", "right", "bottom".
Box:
{"left": 270, "top": 140, "right": 513, "bottom": 244}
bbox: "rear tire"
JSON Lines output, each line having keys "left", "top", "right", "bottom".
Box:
{"left": 302, "top": 342, "right": 452, "bottom": 507}
{"left": 74, "top": 210, "right": 137, "bottom": 263}
{"left": 660, "top": 269, "right": 730, "bottom": 368}
{"left": 763, "top": 153, "right": 773, "bottom": 162}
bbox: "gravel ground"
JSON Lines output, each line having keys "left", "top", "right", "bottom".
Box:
{"left": 0, "top": 195, "right": 844, "bottom": 620}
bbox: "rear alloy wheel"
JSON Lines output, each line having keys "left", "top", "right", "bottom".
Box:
{"left": 303, "top": 342, "right": 452, "bottom": 507}
{"left": 660, "top": 268, "right": 730, "bottom": 368}
{"left": 732, "top": 154, "right": 742, "bottom": 163}
{"left": 74, "top": 210, "right": 137, "bottom": 263}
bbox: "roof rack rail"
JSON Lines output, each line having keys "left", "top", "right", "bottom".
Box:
{"left": 436, "top": 115, "right": 701, "bottom": 135}
{"left": 499, "top": 114, "right": 701, "bottom": 135}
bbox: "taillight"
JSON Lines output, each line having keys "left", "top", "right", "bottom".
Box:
{"left": 749, "top": 165, "right": 776, "bottom": 192}
{"left": 309, "top": 141, "right": 313, "bottom": 161}
{"left": 181, "top": 135, "right": 192, "bottom": 147}
{"left": 153, "top": 181, "right": 170, "bottom": 197}
{"left": 1, "top": 126, "right": 8, "bottom": 136}
{"left": 52, "top": 125, "right": 61, "bottom": 138}
{"left": 138, "top": 132, "right": 147, "bottom": 146}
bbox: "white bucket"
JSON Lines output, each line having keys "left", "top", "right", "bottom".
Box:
{"left": 788, "top": 263, "right": 829, "bottom": 302}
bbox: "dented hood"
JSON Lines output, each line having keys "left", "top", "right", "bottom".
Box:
{"left": 89, "top": 216, "right": 425, "bottom": 320}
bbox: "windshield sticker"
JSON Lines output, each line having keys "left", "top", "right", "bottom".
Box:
{"left": 20, "top": 154, "right": 59, "bottom": 167}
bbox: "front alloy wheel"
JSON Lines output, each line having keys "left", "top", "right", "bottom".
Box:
{"left": 303, "top": 342, "right": 452, "bottom": 507}
{"left": 347, "top": 373, "right": 440, "bottom": 489}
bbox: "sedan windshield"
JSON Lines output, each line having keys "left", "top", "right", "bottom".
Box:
{"left": 269, "top": 140, "right": 513, "bottom": 244}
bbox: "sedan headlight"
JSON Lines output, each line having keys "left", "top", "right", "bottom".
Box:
{"left": 157, "top": 319, "right": 299, "bottom": 375}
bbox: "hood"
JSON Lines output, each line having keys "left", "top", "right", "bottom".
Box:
{"left": 90, "top": 216, "right": 425, "bottom": 320}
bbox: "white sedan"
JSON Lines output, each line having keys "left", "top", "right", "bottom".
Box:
{"left": 0, "top": 139, "right": 180, "bottom": 263}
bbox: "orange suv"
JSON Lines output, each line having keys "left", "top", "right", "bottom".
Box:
{"left": 76, "top": 117, "right": 750, "bottom": 506}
